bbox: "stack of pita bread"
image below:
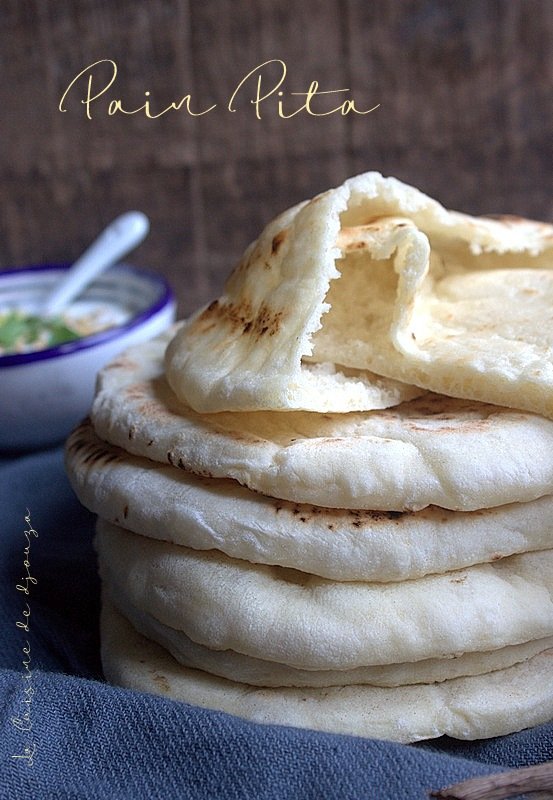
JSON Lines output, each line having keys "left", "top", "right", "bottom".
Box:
{"left": 66, "top": 172, "right": 553, "bottom": 743}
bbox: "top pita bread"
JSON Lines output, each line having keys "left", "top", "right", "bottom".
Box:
{"left": 165, "top": 172, "right": 553, "bottom": 415}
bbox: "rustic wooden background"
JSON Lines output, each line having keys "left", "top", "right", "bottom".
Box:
{"left": 1, "top": 0, "right": 551, "bottom": 315}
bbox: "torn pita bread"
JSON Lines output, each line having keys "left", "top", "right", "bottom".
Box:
{"left": 108, "top": 587, "right": 553, "bottom": 689}
{"left": 165, "top": 172, "right": 553, "bottom": 416}
{"left": 101, "top": 599, "right": 553, "bottom": 743}
{"left": 67, "top": 420, "right": 553, "bottom": 581}
{"left": 95, "top": 521, "right": 553, "bottom": 671}
{"left": 92, "top": 333, "right": 553, "bottom": 511}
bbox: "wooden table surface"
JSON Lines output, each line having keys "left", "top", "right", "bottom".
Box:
{"left": 1, "top": 0, "right": 551, "bottom": 315}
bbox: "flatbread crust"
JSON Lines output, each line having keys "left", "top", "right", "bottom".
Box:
{"left": 108, "top": 587, "right": 553, "bottom": 689}
{"left": 96, "top": 521, "right": 553, "bottom": 671}
{"left": 165, "top": 172, "right": 553, "bottom": 416}
{"left": 101, "top": 598, "right": 553, "bottom": 743}
{"left": 67, "top": 420, "right": 553, "bottom": 581}
{"left": 91, "top": 333, "right": 553, "bottom": 511}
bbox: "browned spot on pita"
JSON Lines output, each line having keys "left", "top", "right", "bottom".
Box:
{"left": 151, "top": 670, "right": 170, "bottom": 694}
{"left": 79, "top": 441, "right": 121, "bottom": 466}
{"left": 123, "top": 505, "right": 129, "bottom": 519}
{"left": 194, "top": 296, "right": 285, "bottom": 340}
{"left": 225, "top": 301, "right": 253, "bottom": 328}
{"left": 450, "top": 575, "right": 467, "bottom": 584}
{"left": 191, "top": 299, "right": 225, "bottom": 334}
{"left": 198, "top": 298, "right": 255, "bottom": 335}
{"left": 490, "top": 553, "right": 504, "bottom": 561}
{"left": 314, "top": 508, "right": 409, "bottom": 528}
{"left": 66, "top": 435, "right": 88, "bottom": 453}
{"left": 271, "top": 229, "right": 287, "bottom": 254}
{"left": 128, "top": 425, "right": 136, "bottom": 440}
{"left": 167, "top": 451, "right": 175, "bottom": 466}
{"left": 251, "top": 303, "right": 284, "bottom": 339}
{"left": 188, "top": 467, "right": 214, "bottom": 478}
{"left": 395, "top": 394, "right": 497, "bottom": 432}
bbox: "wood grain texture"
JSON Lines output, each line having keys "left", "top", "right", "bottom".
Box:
{"left": 431, "top": 760, "right": 553, "bottom": 799}
{"left": 346, "top": 0, "right": 553, "bottom": 217}
{"left": 0, "top": 0, "right": 551, "bottom": 314}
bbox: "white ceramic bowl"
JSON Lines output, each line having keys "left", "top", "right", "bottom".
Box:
{"left": 0, "top": 263, "right": 176, "bottom": 451}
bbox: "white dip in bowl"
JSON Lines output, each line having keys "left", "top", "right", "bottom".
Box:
{"left": 0, "top": 263, "right": 176, "bottom": 450}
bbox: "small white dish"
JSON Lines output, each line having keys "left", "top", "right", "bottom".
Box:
{"left": 0, "top": 263, "right": 176, "bottom": 450}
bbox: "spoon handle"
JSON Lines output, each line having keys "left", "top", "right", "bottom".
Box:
{"left": 42, "top": 211, "right": 150, "bottom": 317}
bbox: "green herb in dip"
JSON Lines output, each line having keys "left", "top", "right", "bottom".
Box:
{"left": 0, "top": 310, "right": 84, "bottom": 355}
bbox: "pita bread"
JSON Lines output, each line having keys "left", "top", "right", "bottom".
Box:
{"left": 101, "top": 599, "right": 553, "bottom": 743}
{"left": 67, "top": 420, "right": 553, "bottom": 581}
{"left": 109, "top": 587, "right": 553, "bottom": 688}
{"left": 165, "top": 172, "right": 553, "bottom": 416}
{"left": 165, "top": 196, "right": 424, "bottom": 414}
{"left": 95, "top": 521, "right": 553, "bottom": 671}
{"left": 92, "top": 333, "right": 553, "bottom": 511}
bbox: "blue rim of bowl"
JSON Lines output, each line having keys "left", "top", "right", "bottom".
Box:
{"left": 0, "top": 263, "right": 175, "bottom": 367}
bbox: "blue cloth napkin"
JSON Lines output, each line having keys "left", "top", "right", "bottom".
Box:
{"left": 1, "top": 448, "right": 551, "bottom": 799}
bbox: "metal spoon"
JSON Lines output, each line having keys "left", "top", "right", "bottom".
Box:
{"left": 42, "top": 211, "right": 150, "bottom": 317}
